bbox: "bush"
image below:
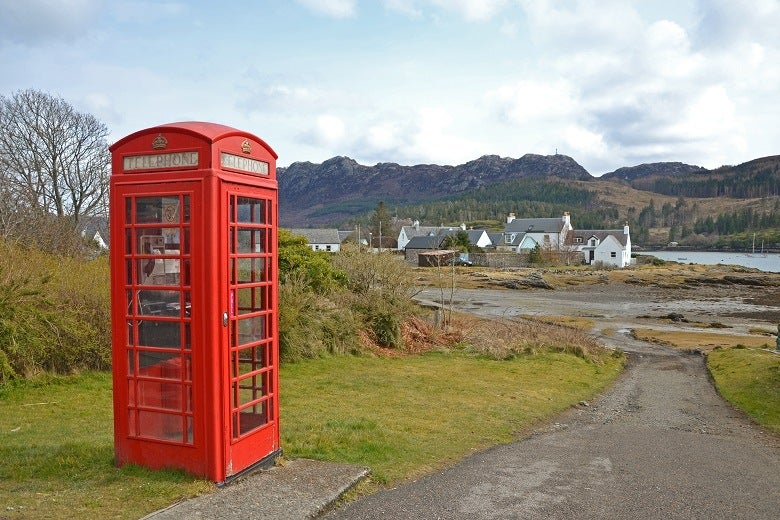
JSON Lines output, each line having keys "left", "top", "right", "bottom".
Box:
{"left": 369, "top": 309, "right": 403, "bottom": 348}
{"left": 278, "top": 229, "right": 346, "bottom": 293}
{"left": 278, "top": 273, "right": 360, "bottom": 362}
{"left": 0, "top": 243, "right": 110, "bottom": 383}
{"left": 332, "top": 247, "right": 418, "bottom": 349}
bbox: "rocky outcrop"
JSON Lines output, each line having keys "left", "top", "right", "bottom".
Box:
{"left": 278, "top": 153, "right": 591, "bottom": 226}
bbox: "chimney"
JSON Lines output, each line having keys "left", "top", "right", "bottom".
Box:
{"left": 413, "top": 220, "right": 420, "bottom": 230}
{"left": 507, "top": 212, "right": 516, "bottom": 224}
{"left": 460, "top": 223, "right": 466, "bottom": 231}
{"left": 624, "top": 222, "right": 630, "bottom": 235}
{"left": 562, "top": 211, "right": 570, "bottom": 226}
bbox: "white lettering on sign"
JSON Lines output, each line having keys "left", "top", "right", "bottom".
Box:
{"left": 123, "top": 151, "right": 199, "bottom": 171}
{"left": 220, "top": 152, "right": 269, "bottom": 175}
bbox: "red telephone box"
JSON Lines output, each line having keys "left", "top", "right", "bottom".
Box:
{"left": 109, "top": 122, "right": 280, "bottom": 483}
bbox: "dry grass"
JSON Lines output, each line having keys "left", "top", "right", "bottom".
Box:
{"left": 631, "top": 328, "right": 774, "bottom": 352}
{"left": 461, "top": 314, "right": 616, "bottom": 363}
{"left": 520, "top": 314, "right": 596, "bottom": 331}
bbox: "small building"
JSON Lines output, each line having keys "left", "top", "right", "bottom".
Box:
{"left": 397, "top": 221, "right": 444, "bottom": 250}
{"left": 417, "top": 249, "right": 458, "bottom": 267}
{"left": 289, "top": 228, "right": 341, "bottom": 252}
{"left": 572, "top": 224, "right": 632, "bottom": 268}
{"left": 501, "top": 212, "right": 573, "bottom": 253}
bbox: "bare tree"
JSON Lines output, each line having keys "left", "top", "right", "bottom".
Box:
{"left": 0, "top": 89, "right": 110, "bottom": 229}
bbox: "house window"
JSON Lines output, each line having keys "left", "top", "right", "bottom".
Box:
{"left": 610, "top": 252, "right": 617, "bottom": 258}
{"left": 575, "top": 237, "right": 583, "bottom": 244}
{"left": 326, "top": 245, "right": 332, "bottom": 252}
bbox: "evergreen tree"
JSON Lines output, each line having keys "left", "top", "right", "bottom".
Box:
{"left": 369, "top": 201, "right": 392, "bottom": 247}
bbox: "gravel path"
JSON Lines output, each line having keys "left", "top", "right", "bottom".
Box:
{"left": 324, "top": 288, "right": 780, "bottom": 519}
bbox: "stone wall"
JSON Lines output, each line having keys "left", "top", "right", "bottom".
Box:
{"left": 469, "top": 252, "right": 529, "bottom": 268}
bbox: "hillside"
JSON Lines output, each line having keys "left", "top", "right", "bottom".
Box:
{"left": 278, "top": 153, "right": 591, "bottom": 226}
{"left": 277, "top": 153, "right": 780, "bottom": 249}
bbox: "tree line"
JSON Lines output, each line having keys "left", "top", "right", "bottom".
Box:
{"left": 633, "top": 166, "right": 779, "bottom": 199}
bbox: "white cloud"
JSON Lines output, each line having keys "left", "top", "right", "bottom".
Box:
{"left": 0, "top": 0, "right": 103, "bottom": 45}
{"left": 485, "top": 80, "right": 578, "bottom": 124}
{"left": 295, "top": 0, "right": 356, "bottom": 18}
{"left": 365, "top": 122, "right": 405, "bottom": 153}
{"left": 672, "top": 86, "right": 742, "bottom": 142}
{"left": 564, "top": 125, "right": 608, "bottom": 159}
{"left": 693, "top": 0, "right": 780, "bottom": 48}
{"left": 382, "top": 0, "right": 509, "bottom": 21}
{"left": 519, "top": 0, "right": 643, "bottom": 50}
{"left": 430, "top": 0, "right": 510, "bottom": 21}
{"left": 302, "top": 114, "right": 347, "bottom": 147}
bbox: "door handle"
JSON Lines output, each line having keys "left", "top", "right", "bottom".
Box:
{"left": 222, "top": 312, "right": 229, "bottom": 327}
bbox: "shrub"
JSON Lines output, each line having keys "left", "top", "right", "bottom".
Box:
{"left": 0, "top": 243, "right": 110, "bottom": 382}
{"left": 278, "top": 273, "right": 360, "bottom": 362}
{"left": 369, "top": 309, "right": 403, "bottom": 348}
{"left": 331, "top": 247, "right": 418, "bottom": 349}
{"left": 278, "top": 229, "right": 346, "bottom": 293}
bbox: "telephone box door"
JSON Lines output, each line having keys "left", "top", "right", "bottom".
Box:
{"left": 223, "top": 184, "right": 279, "bottom": 474}
{"left": 113, "top": 183, "right": 210, "bottom": 473}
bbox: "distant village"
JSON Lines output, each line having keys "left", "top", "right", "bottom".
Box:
{"left": 289, "top": 212, "right": 632, "bottom": 268}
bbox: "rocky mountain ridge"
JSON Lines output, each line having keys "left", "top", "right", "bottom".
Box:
{"left": 277, "top": 153, "right": 780, "bottom": 227}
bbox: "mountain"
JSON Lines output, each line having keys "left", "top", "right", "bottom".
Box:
{"left": 277, "top": 153, "right": 780, "bottom": 227}
{"left": 601, "top": 162, "right": 707, "bottom": 182}
{"left": 604, "top": 155, "right": 780, "bottom": 199}
{"left": 278, "top": 153, "right": 591, "bottom": 226}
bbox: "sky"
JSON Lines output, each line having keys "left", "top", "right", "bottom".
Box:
{"left": 1, "top": 0, "right": 778, "bottom": 175}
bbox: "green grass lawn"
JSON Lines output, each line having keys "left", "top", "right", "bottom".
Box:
{"left": 707, "top": 347, "right": 780, "bottom": 434}
{"left": 0, "top": 372, "right": 212, "bottom": 519}
{"left": 0, "top": 349, "right": 623, "bottom": 518}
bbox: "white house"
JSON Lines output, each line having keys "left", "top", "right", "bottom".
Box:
{"left": 288, "top": 228, "right": 342, "bottom": 252}
{"left": 572, "top": 224, "right": 632, "bottom": 268}
{"left": 501, "top": 212, "right": 573, "bottom": 253}
{"left": 397, "top": 221, "right": 452, "bottom": 250}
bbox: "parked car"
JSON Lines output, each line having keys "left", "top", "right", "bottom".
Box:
{"left": 448, "top": 257, "right": 473, "bottom": 266}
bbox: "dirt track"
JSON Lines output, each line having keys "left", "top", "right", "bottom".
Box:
{"left": 325, "top": 282, "right": 780, "bottom": 519}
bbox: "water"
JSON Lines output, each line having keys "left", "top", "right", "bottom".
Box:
{"left": 644, "top": 250, "right": 780, "bottom": 273}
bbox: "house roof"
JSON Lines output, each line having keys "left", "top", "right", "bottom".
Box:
{"left": 465, "top": 229, "right": 487, "bottom": 243}
{"left": 504, "top": 217, "right": 565, "bottom": 234}
{"left": 289, "top": 228, "right": 341, "bottom": 244}
{"left": 487, "top": 232, "right": 505, "bottom": 246}
{"left": 400, "top": 225, "right": 443, "bottom": 239}
{"left": 405, "top": 234, "right": 445, "bottom": 249}
{"left": 573, "top": 229, "right": 629, "bottom": 247}
{"left": 503, "top": 231, "right": 528, "bottom": 247}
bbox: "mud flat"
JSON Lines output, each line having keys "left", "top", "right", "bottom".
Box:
{"left": 415, "top": 264, "right": 780, "bottom": 348}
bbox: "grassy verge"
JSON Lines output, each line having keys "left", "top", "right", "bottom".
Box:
{"left": 0, "top": 372, "right": 212, "bottom": 519}
{"left": 0, "top": 347, "right": 623, "bottom": 517}
{"left": 707, "top": 348, "right": 780, "bottom": 434}
{"left": 280, "top": 348, "right": 623, "bottom": 485}
{"left": 631, "top": 328, "right": 773, "bottom": 352}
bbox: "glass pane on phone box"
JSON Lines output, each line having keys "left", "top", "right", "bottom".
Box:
{"left": 238, "top": 315, "right": 266, "bottom": 345}
{"left": 236, "top": 258, "right": 265, "bottom": 283}
{"left": 138, "top": 321, "right": 180, "bottom": 348}
{"left": 138, "top": 290, "right": 180, "bottom": 316}
{"left": 237, "top": 197, "right": 265, "bottom": 224}
{"left": 137, "top": 258, "right": 180, "bottom": 286}
{"left": 237, "top": 229, "right": 265, "bottom": 253}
